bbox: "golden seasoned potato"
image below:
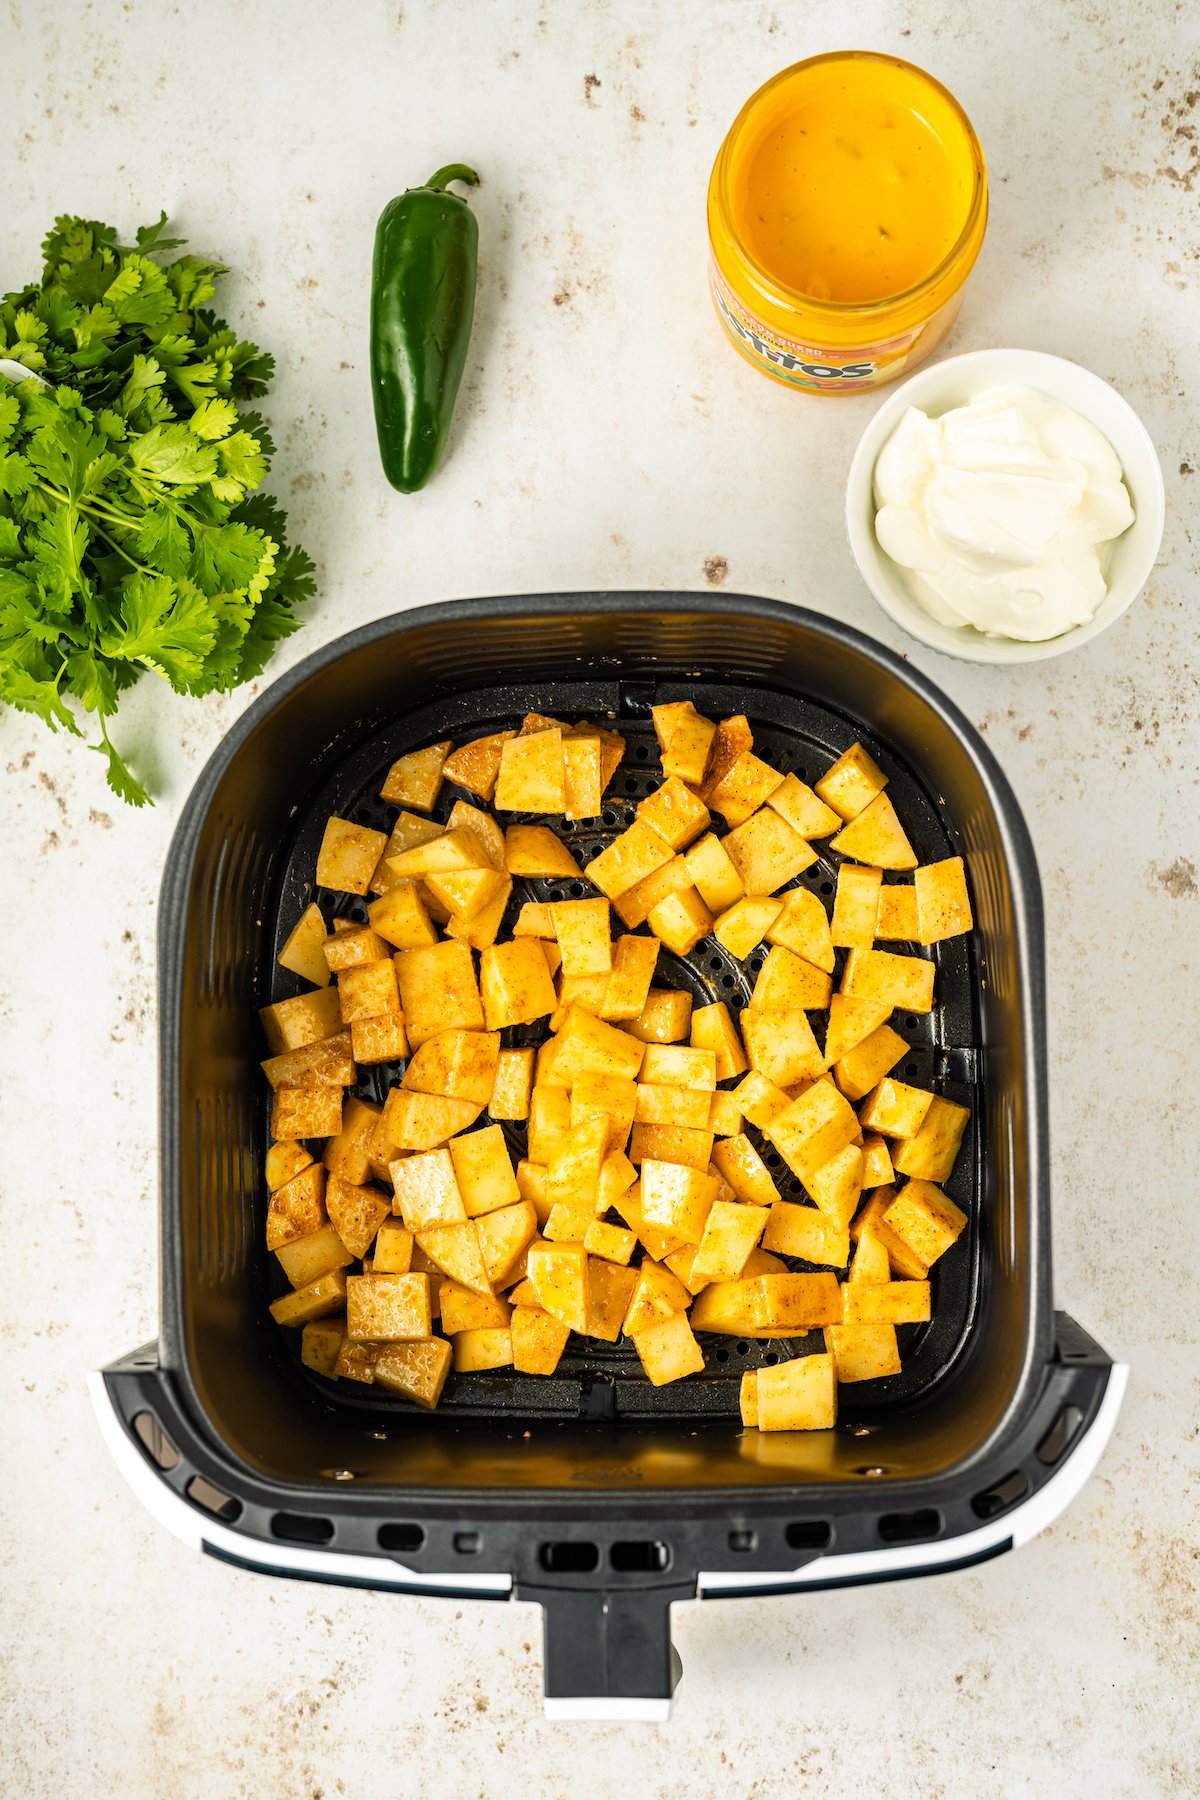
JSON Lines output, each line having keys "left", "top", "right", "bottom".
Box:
{"left": 875, "top": 884, "right": 919, "bottom": 941}
{"left": 389, "top": 1148, "right": 467, "bottom": 1230}
{"left": 613, "top": 856, "right": 691, "bottom": 929}
{"left": 842, "top": 1280, "right": 930, "bottom": 1325}
{"left": 698, "top": 715, "right": 755, "bottom": 804}
{"left": 761, "top": 1199, "right": 849, "bottom": 1269}
{"left": 583, "top": 1219, "right": 637, "bottom": 1265}
{"left": 266, "top": 1163, "right": 327, "bottom": 1252}
{"left": 550, "top": 898, "right": 612, "bottom": 976}
{"left": 527, "top": 1241, "right": 590, "bottom": 1333}
{"left": 503, "top": 824, "right": 583, "bottom": 878}
{"left": 637, "top": 776, "right": 711, "bottom": 850}
{"left": 631, "top": 1311, "right": 705, "bottom": 1385}
{"left": 380, "top": 1087, "right": 481, "bottom": 1151}
{"left": 316, "top": 817, "right": 389, "bottom": 895}
{"left": 600, "top": 935, "right": 660, "bottom": 1021}
{"left": 712, "top": 894, "right": 783, "bottom": 959}
{"left": 690, "top": 1001, "right": 747, "bottom": 1081}
{"left": 833, "top": 1022, "right": 909, "bottom": 1103}
{"left": 494, "top": 727, "right": 566, "bottom": 813}
{"left": 372, "top": 1218, "right": 415, "bottom": 1273}
{"left": 278, "top": 903, "right": 330, "bottom": 987}
{"left": 350, "top": 1014, "right": 410, "bottom": 1064}
{"left": 683, "top": 831, "right": 745, "bottom": 914}
{"left": 741, "top": 1006, "right": 824, "bottom": 1088}
{"left": 373, "top": 1338, "right": 453, "bottom": 1408}
{"left": 585, "top": 821, "right": 673, "bottom": 900}
{"left": 881, "top": 1180, "right": 967, "bottom": 1268}
{"left": 860, "top": 1076, "right": 935, "bottom": 1139}
{"left": 404, "top": 1029, "right": 500, "bottom": 1106}
{"left": 270, "top": 1085, "right": 343, "bottom": 1141}
{"left": 370, "top": 813, "right": 445, "bottom": 895}
{"left": 395, "top": 940, "right": 485, "bottom": 1044}
{"left": 723, "top": 808, "right": 817, "bottom": 893}
{"left": 627, "top": 987, "right": 692, "bottom": 1043}
{"left": 415, "top": 1219, "right": 492, "bottom": 1294}
{"left": 324, "top": 926, "right": 391, "bottom": 973}
{"left": 562, "top": 730, "right": 603, "bottom": 821}
{"left": 830, "top": 863, "right": 882, "bottom": 948}
{"left": 449, "top": 1125, "right": 521, "bottom": 1218}
{"left": 380, "top": 741, "right": 452, "bottom": 811}
{"left": 266, "top": 1141, "right": 315, "bottom": 1192}
{"left": 481, "top": 938, "right": 559, "bottom": 1030}
{"left": 707, "top": 752, "right": 785, "bottom": 827}
{"left": 824, "top": 1323, "right": 901, "bottom": 1382}
{"left": 690, "top": 1199, "right": 768, "bottom": 1283}
{"left": 822, "top": 993, "right": 891, "bottom": 1065}
{"left": 260, "top": 987, "right": 345, "bottom": 1055}
{"left": 452, "top": 1326, "right": 513, "bottom": 1371}
{"left": 640, "top": 1160, "right": 718, "bottom": 1243}
{"left": 751, "top": 1352, "right": 837, "bottom": 1430}
{"left": 892, "top": 1095, "right": 971, "bottom": 1182}
{"left": 586, "top": 1258, "right": 640, "bottom": 1341}
{"left": 765, "top": 773, "right": 841, "bottom": 840}
{"left": 831, "top": 791, "right": 917, "bottom": 871}
{"left": 442, "top": 731, "right": 516, "bottom": 802}
{"left": 653, "top": 701, "right": 716, "bottom": 785}
{"left": 804, "top": 1143, "right": 863, "bottom": 1228}
{"left": 711, "top": 1134, "right": 780, "bottom": 1207}
{"left": 765, "top": 886, "right": 835, "bottom": 971}
{"left": 814, "top": 743, "right": 887, "bottom": 821}
{"left": 841, "top": 946, "right": 935, "bottom": 1014}
{"left": 915, "top": 856, "right": 974, "bottom": 943}
{"left": 439, "top": 1283, "right": 512, "bottom": 1334}
{"left": 475, "top": 1200, "right": 538, "bottom": 1286}
{"left": 325, "top": 1172, "right": 391, "bottom": 1259}
{"left": 346, "top": 1271, "right": 432, "bottom": 1341}
{"left": 489, "top": 1047, "right": 535, "bottom": 1121}
{"left": 622, "top": 1258, "right": 693, "bottom": 1337}
{"left": 337, "top": 958, "right": 400, "bottom": 1024}
{"left": 751, "top": 944, "right": 832, "bottom": 1013}
{"left": 301, "top": 1317, "right": 345, "bottom": 1376}
{"left": 731, "top": 1070, "right": 791, "bottom": 1129}
{"left": 269, "top": 1269, "right": 348, "bottom": 1327}
{"left": 261, "top": 1033, "right": 357, "bottom": 1100}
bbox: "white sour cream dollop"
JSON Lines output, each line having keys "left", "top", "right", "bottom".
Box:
{"left": 872, "top": 385, "right": 1135, "bottom": 641}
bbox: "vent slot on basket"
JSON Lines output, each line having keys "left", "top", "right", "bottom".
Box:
{"left": 271, "top": 1511, "right": 334, "bottom": 1545}
{"left": 877, "top": 1508, "right": 942, "bottom": 1545}
{"left": 785, "top": 1520, "right": 833, "bottom": 1551}
{"left": 971, "top": 1469, "right": 1031, "bottom": 1520}
{"left": 378, "top": 1522, "right": 426, "bottom": 1552}
{"left": 132, "top": 1410, "right": 180, "bottom": 1472}
{"left": 610, "top": 1539, "right": 670, "bottom": 1572}
{"left": 186, "top": 1475, "right": 243, "bottom": 1523}
{"left": 539, "top": 1540, "right": 601, "bottom": 1573}
{"left": 1036, "top": 1405, "right": 1084, "bottom": 1465}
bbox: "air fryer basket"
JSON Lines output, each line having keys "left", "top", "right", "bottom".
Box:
{"left": 93, "top": 594, "right": 1122, "bottom": 1719}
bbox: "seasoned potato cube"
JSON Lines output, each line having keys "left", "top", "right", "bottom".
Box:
{"left": 689, "top": 1001, "right": 747, "bottom": 1080}
{"left": 514, "top": 901, "right": 555, "bottom": 937}
{"left": 380, "top": 741, "right": 451, "bottom": 811}
{"left": 641, "top": 1159, "right": 718, "bottom": 1242}
{"left": 571, "top": 1075, "right": 638, "bottom": 1155}
{"left": 752, "top": 1272, "right": 844, "bottom": 1332}
{"left": 754, "top": 1352, "right": 837, "bottom": 1430}
{"left": 860, "top": 1077, "right": 934, "bottom": 1139}
{"left": 301, "top": 1316, "right": 345, "bottom": 1376}
{"left": 731, "top": 1070, "right": 792, "bottom": 1129}
{"left": 373, "top": 1337, "right": 453, "bottom": 1408}
{"left": 439, "top": 1283, "right": 511, "bottom": 1334}
{"left": 861, "top": 1133, "right": 895, "bottom": 1188}
{"left": 741, "top": 1007, "right": 824, "bottom": 1087}
{"left": 260, "top": 987, "right": 344, "bottom": 1055}
{"left": 915, "top": 856, "right": 973, "bottom": 943}
{"left": 446, "top": 799, "right": 506, "bottom": 872}
{"left": 641, "top": 1044, "right": 718, "bottom": 1089}
{"left": 325, "top": 1172, "right": 391, "bottom": 1258}
{"left": 332, "top": 1341, "right": 380, "bottom": 1383}
{"left": 449, "top": 1125, "right": 521, "bottom": 1217}
{"left": 629, "top": 1120, "right": 714, "bottom": 1169}
{"left": 698, "top": 714, "right": 755, "bottom": 804}
{"left": 584, "top": 1219, "right": 637, "bottom": 1265}
{"left": 475, "top": 1199, "right": 538, "bottom": 1286}
{"left": 551, "top": 973, "right": 610, "bottom": 1031}
{"left": 723, "top": 808, "right": 817, "bottom": 894}
{"left": 774, "top": 1118, "right": 859, "bottom": 1190}
{"left": 424, "top": 867, "right": 508, "bottom": 924}
{"left": 546, "top": 1007, "right": 646, "bottom": 1084}
{"left": 637, "top": 776, "right": 711, "bottom": 850}
{"left": 663, "top": 1244, "right": 712, "bottom": 1296}
{"left": 805, "top": 1144, "right": 863, "bottom": 1228}
{"left": 848, "top": 1223, "right": 892, "bottom": 1283}
{"left": 742, "top": 1246, "right": 788, "bottom": 1277}
{"left": 653, "top": 702, "right": 716, "bottom": 785}
{"left": 765, "top": 773, "right": 842, "bottom": 839}
{"left": 823, "top": 993, "right": 892, "bottom": 1065}
{"left": 527, "top": 1241, "right": 590, "bottom": 1333}
{"left": 767, "top": 1075, "right": 853, "bottom": 1148}
{"left": 585, "top": 821, "right": 673, "bottom": 900}
{"left": 527, "top": 1085, "right": 572, "bottom": 1165}
{"left": 390, "top": 1149, "right": 467, "bottom": 1230}
{"left": 627, "top": 988, "right": 692, "bottom": 1043}
{"left": 612, "top": 1185, "right": 686, "bottom": 1261}
{"left": 815, "top": 743, "right": 887, "bottom": 821}
{"left": 830, "top": 863, "right": 882, "bottom": 948}
{"left": 842, "top": 1280, "right": 930, "bottom": 1325}
{"left": 710, "top": 1134, "right": 780, "bottom": 1206}
{"left": 324, "top": 926, "right": 391, "bottom": 973}
{"left": 598, "top": 1149, "right": 638, "bottom": 1209}
{"left": 262, "top": 1030, "right": 357, "bottom": 1091}
{"left": 691, "top": 1198, "right": 768, "bottom": 1282}
{"left": 266, "top": 1164, "right": 327, "bottom": 1252}
{"left": 708, "top": 1091, "right": 744, "bottom": 1137}
{"left": 831, "top": 792, "right": 917, "bottom": 871}
{"left": 632, "top": 1312, "right": 705, "bottom": 1385}
{"left": 442, "top": 730, "right": 515, "bottom": 802}
{"left": 494, "top": 727, "right": 566, "bottom": 813}
{"left": 740, "top": 1369, "right": 760, "bottom": 1426}
{"left": 278, "top": 903, "right": 330, "bottom": 987}
{"left": 350, "top": 1014, "right": 410, "bottom": 1064}
{"left": 511, "top": 1306, "right": 571, "bottom": 1374}
{"left": 372, "top": 1218, "right": 414, "bottom": 1273}
{"left": 395, "top": 941, "right": 484, "bottom": 1045}
{"left": 451, "top": 1326, "right": 513, "bottom": 1372}
{"left": 636, "top": 1084, "right": 712, "bottom": 1130}
{"left": 876, "top": 884, "right": 919, "bottom": 941}
{"left": 387, "top": 829, "right": 490, "bottom": 881}
{"left": 404, "top": 1029, "right": 500, "bottom": 1105}
{"left": 762, "top": 1199, "right": 849, "bottom": 1268}
{"left": 892, "top": 1095, "right": 971, "bottom": 1182}
{"left": 271, "top": 1085, "right": 343, "bottom": 1141}
{"left": 882, "top": 1179, "right": 967, "bottom": 1268}
{"left": 834, "top": 1023, "right": 909, "bottom": 1102}
{"left": 267, "top": 1141, "right": 315, "bottom": 1192}
{"left": 586, "top": 1257, "right": 640, "bottom": 1341}
{"left": 503, "top": 824, "right": 582, "bottom": 879}
{"left": 562, "top": 731, "right": 603, "bottom": 821}
{"left": 824, "top": 1322, "right": 901, "bottom": 1382}
{"left": 600, "top": 935, "right": 660, "bottom": 1021}
{"left": 712, "top": 895, "right": 783, "bottom": 958}
{"left": 683, "top": 832, "right": 744, "bottom": 913}
{"left": 612, "top": 855, "right": 691, "bottom": 929}
{"left": 751, "top": 944, "right": 832, "bottom": 1013}
{"left": 316, "top": 816, "right": 389, "bottom": 895}
{"left": 849, "top": 1186, "right": 899, "bottom": 1244}
{"left": 489, "top": 1047, "right": 535, "bottom": 1122}
{"left": 337, "top": 958, "right": 400, "bottom": 1024}
{"left": 765, "top": 887, "right": 834, "bottom": 971}
{"left": 516, "top": 1160, "right": 552, "bottom": 1224}
{"left": 346, "top": 1271, "right": 431, "bottom": 1341}
{"left": 381, "top": 1088, "right": 481, "bottom": 1151}
{"left": 841, "top": 947, "right": 935, "bottom": 1014}
{"left": 550, "top": 898, "right": 612, "bottom": 976}
{"left": 519, "top": 710, "right": 567, "bottom": 734}
{"left": 269, "top": 1269, "right": 348, "bottom": 1327}
{"left": 370, "top": 812, "right": 445, "bottom": 895}
{"left": 416, "top": 1219, "right": 492, "bottom": 1294}
{"left": 547, "top": 1115, "right": 609, "bottom": 1215}
{"left": 622, "top": 1258, "right": 693, "bottom": 1337}
{"left": 707, "top": 752, "right": 784, "bottom": 827}
{"left": 481, "top": 938, "right": 559, "bottom": 1030}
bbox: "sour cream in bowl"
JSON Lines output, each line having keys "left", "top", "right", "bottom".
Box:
{"left": 846, "top": 349, "right": 1165, "bottom": 663}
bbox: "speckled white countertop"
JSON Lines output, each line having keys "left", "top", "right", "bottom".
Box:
{"left": 2, "top": 2, "right": 1197, "bottom": 1795}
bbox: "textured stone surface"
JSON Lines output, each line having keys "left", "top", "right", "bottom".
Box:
{"left": 1, "top": 2, "right": 1197, "bottom": 1795}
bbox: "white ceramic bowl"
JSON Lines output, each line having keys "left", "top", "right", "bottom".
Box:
{"left": 845, "top": 348, "right": 1165, "bottom": 663}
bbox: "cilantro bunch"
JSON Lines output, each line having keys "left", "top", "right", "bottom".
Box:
{"left": 0, "top": 214, "right": 315, "bottom": 804}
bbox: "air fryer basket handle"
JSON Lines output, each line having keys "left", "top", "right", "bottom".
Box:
{"left": 526, "top": 1584, "right": 690, "bottom": 1723}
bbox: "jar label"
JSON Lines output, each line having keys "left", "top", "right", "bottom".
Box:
{"left": 709, "top": 264, "right": 921, "bottom": 392}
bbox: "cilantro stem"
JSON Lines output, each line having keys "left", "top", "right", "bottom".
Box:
{"left": 32, "top": 480, "right": 158, "bottom": 572}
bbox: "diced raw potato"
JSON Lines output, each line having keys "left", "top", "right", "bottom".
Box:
{"left": 261, "top": 1031, "right": 357, "bottom": 1091}
{"left": 584, "top": 1218, "right": 637, "bottom": 1264}
{"left": 740, "top": 1370, "right": 759, "bottom": 1426}
{"left": 723, "top": 808, "right": 817, "bottom": 893}
{"left": 637, "top": 776, "right": 711, "bottom": 850}
{"left": 390, "top": 1149, "right": 467, "bottom": 1230}
{"left": 494, "top": 728, "right": 566, "bottom": 813}
{"left": 848, "top": 1224, "right": 891, "bottom": 1284}
{"left": 628, "top": 1123, "right": 714, "bottom": 1170}
{"left": 404, "top": 1029, "right": 501, "bottom": 1105}
{"left": 271, "top": 1085, "right": 343, "bottom": 1141}
{"left": 301, "top": 1317, "right": 345, "bottom": 1376}
{"left": 586, "top": 1258, "right": 640, "bottom": 1341}
{"left": 267, "top": 1141, "right": 315, "bottom": 1192}
{"left": 762, "top": 1199, "right": 850, "bottom": 1268}
{"left": 751, "top": 944, "right": 832, "bottom": 1013}
{"left": 754, "top": 1352, "right": 838, "bottom": 1430}
{"left": 395, "top": 941, "right": 485, "bottom": 1044}
{"left": 637, "top": 1080, "right": 714, "bottom": 1130}
{"left": 269, "top": 1269, "right": 348, "bottom": 1327}
{"left": 561, "top": 731, "right": 603, "bottom": 820}
{"left": 503, "top": 825, "right": 583, "bottom": 878}
{"left": 416, "top": 1219, "right": 492, "bottom": 1294}
{"left": 712, "top": 895, "right": 783, "bottom": 958}
{"left": 842, "top": 1280, "right": 931, "bottom": 1325}
{"left": 711, "top": 1135, "right": 780, "bottom": 1206}
{"left": 260, "top": 987, "right": 345, "bottom": 1055}
{"left": 546, "top": 1008, "right": 646, "bottom": 1084}
{"left": 316, "top": 817, "right": 389, "bottom": 895}
{"left": 632, "top": 1311, "right": 705, "bottom": 1385}
{"left": 449, "top": 1125, "right": 521, "bottom": 1217}
{"left": 915, "top": 856, "right": 973, "bottom": 943}
{"left": 622, "top": 1258, "right": 693, "bottom": 1337}
{"left": 646, "top": 886, "right": 713, "bottom": 955}
{"left": 698, "top": 715, "right": 755, "bottom": 804}
{"left": 513, "top": 901, "right": 555, "bottom": 937}
{"left": 452, "top": 1326, "right": 513, "bottom": 1371}
{"left": 805, "top": 1144, "right": 863, "bottom": 1228}
{"left": 830, "top": 863, "right": 882, "bottom": 948}
{"left": 337, "top": 958, "right": 400, "bottom": 1024}
{"left": 626, "top": 988, "right": 692, "bottom": 1043}
{"left": 598, "top": 1149, "right": 638, "bottom": 1209}
{"left": 351, "top": 1014, "right": 410, "bottom": 1064}
{"left": 381, "top": 1088, "right": 481, "bottom": 1151}
{"left": 333, "top": 1341, "right": 380, "bottom": 1383}
{"left": 527, "top": 1086, "right": 572, "bottom": 1165}
{"left": 547, "top": 1115, "right": 609, "bottom": 1215}
{"left": 380, "top": 741, "right": 452, "bottom": 811}
{"left": 814, "top": 743, "right": 887, "bottom": 821}
{"left": 892, "top": 1095, "right": 971, "bottom": 1182}
{"left": 475, "top": 1200, "right": 538, "bottom": 1285}
{"left": 876, "top": 884, "right": 919, "bottom": 941}
{"left": 822, "top": 994, "right": 891, "bottom": 1066}
{"left": 585, "top": 821, "right": 673, "bottom": 900}
{"left": 527, "top": 1241, "right": 590, "bottom": 1333}
{"left": 278, "top": 903, "right": 330, "bottom": 987}
{"left": 373, "top": 1337, "right": 453, "bottom": 1408}
{"left": 841, "top": 947, "right": 935, "bottom": 1014}
{"left": 516, "top": 1160, "right": 552, "bottom": 1224}
{"left": 613, "top": 1185, "right": 687, "bottom": 1261}
{"left": 861, "top": 1133, "right": 895, "bottom": 1188}
{"left": 831, "top": 791, "right": 917, "bottom": 871}
{"left": 325, "top": 1172, "right": 392, "bottom": 1258}
{"left": 860, "top": 1077, "right": 935, "bottom": 1139}
{"left": 489, "top": 1047, "right": 535, "bottom": 1121}
{"left": 834, "top": 1023, "right": 909, "bottom": 1102}
{"left": 708, "top": 1091, "right": 744, "bottom": 1136}
{"left": 690, "top": 1001, "right": 747, "bottom": 1080}
{"left": 731, "top": 1071, "right": 792, "bottom": 1129}
{"left": 641, "top": 1159, "right": 718, "bottom": 1242}
{"left": 641, "top": 1044, "right": 718, "bottom": 1089}
{"left": 824, "top": 1323, "right": 902, "bottom": 1382}
{"left": 765, "top": 773, "right": 842, "bottom": 839}
{"left": 707, "top": 752, "right": 785, "bottom": 826}
{"left": 550, "top": 898, "right": 612, "bottom": 976}
{"left": 600, "top": 935, "right": 660, "bottom": 1021}
{"left": 570, "top": 1072, "right": 638, "bottom": 1147}
{"left": 765, "top": 887, "right": 835, "bottom": 971}
{"left": 442, "top": 731, "right": 516, "bottom": 802}
{"left": 882, "top": 1180, "right": 967, "bottom": 1268}
{"left": 372, "top": 1219, "right": 414, "bottom": 1273}
{"left": 346, "top": 1271, "right": 431, "bottom": 1341}
{"left": 370, "top": 813, "right": 445, "bottom": 895}
{"left": 324, "top": 926, "right": 391, "bottom": 973}
{"left": 511, "top": 1306, "right": 571, "bottom": 1374}
{"left": 480, "top": 938, "right": 560, "bottom": 1031}
{"left": 691, "top": 1199, "right": 768, "bottom": 1282}
{"left": 654, "top": 701, "right": 717, "bottom": 784}
{"left": 767, "top": 1075, "right": 855, "bottom": 1151}
{"left": 266, "top": 1163, "right": 327, "bottom": 1252}
{"left": 741, "top": 1007, "right": 824, "bottom": 1087}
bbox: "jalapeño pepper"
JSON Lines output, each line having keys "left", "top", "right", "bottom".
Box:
{"left": 370, "top": 164, "right": 480, "bottom": 493}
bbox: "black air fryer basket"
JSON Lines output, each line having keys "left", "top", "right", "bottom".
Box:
{"left": 92, "top": 594, "right": 1124, "bottom": 1720}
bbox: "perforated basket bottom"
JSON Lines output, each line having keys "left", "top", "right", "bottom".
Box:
{"left": 265, "top": 676, "right": 981, "bottom": 1423}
